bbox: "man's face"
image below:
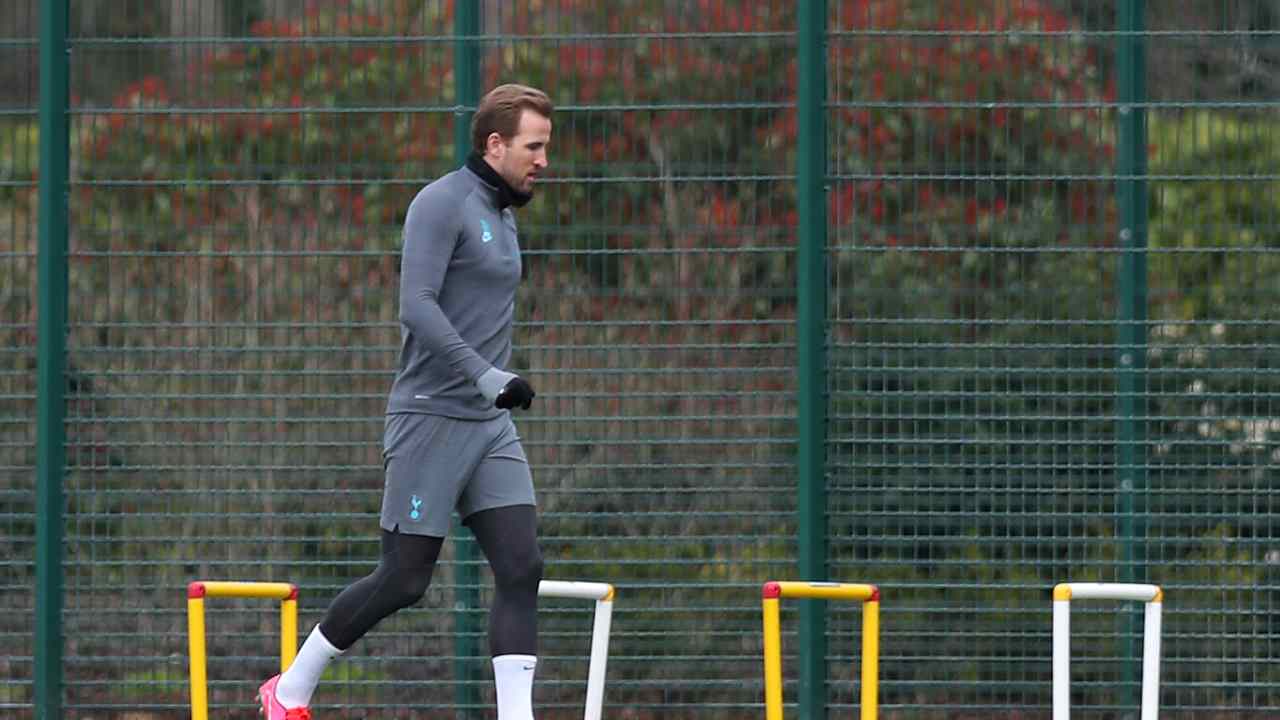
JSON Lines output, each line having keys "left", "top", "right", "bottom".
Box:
{"left": 488, "top": 109, "right": 551, "bottom": 194}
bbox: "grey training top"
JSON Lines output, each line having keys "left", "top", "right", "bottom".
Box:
{"left": 385, "top": 164, "right": 522, "bottom": 419}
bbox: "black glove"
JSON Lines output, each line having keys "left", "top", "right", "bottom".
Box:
{"left": 495, "top": 376, "right": 536, "bottom": 410}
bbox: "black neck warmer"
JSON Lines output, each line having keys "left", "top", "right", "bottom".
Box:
{"left": 466, "top": 152, "right": 533, "bottom": 209}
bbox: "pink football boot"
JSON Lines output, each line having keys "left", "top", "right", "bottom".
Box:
{"left": 258, "top": 675, "right": 311, "bottom": 720}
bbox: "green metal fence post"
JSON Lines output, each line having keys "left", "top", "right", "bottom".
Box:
{"left": 797, "top": 1, "right": 829, "bottom": 719}
{"left": 1116, "top": 1, "right": 1148, "bottom": 716}
{"left": 35, "top": 0, "right": 69, "bottom": 718}
{"left": 453, "top": 2, "right": 482, "bottom": 718}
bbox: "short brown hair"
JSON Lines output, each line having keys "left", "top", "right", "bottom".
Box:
{"left": 471, "top": 84, "right": 553, "bottom": 153}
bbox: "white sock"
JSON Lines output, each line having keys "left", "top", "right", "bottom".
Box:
{"left": 492, "top": 654, "right": 537, "bottom": 720}
{"left": 276, "top": 625, "right": 344, "bottom": 708}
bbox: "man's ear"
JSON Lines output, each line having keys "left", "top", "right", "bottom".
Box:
{"left": 486, "top": 132, "right": 505, "bottom": 159}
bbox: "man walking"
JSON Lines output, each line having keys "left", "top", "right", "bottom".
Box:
{"left": 258, "top": 83, "right": 553, "bottom": 720}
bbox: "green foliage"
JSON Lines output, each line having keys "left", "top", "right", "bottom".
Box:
{"left": 0, "top": 120, "right": 37, "bottom": 194}
{"left": 0, "top": 679, "right": 25, "bottom": 706}
{"left": 320, "top": 659, "right": 394, "bottom": 685}
{"left": 1140, "top": 111, "right": 1280, "bottom": 519}
{"left": 119, "top": 665, "right": 187, "bottom": 701}
{"left": 1149, "top": 110, "right": 1280, "bottom": 322}
{"left": 829, "top": 0, "right": 1116, "bottom": 331}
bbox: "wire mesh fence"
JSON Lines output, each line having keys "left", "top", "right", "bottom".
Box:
{"left": 5, "top": 1, "right": 1279, "bottom": 718}
{"left": 1, "top": 0, "right": 39, "bottom": 716}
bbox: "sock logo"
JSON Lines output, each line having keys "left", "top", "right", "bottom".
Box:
{"left": 480, "top": 219, "right": 493, "bottom": 243}
{"left": 409, "top": 495, "right": 423, "bottom": 520}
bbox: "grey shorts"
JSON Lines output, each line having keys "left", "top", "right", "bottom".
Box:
{"left": 379, "top": 412, "right": 534, "bottom": 537}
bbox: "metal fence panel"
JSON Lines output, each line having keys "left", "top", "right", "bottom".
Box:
{"left": 52, "top": 2, "right": 797, "bottom": 718}
{"left": 1, "top": 1, "right": 38, "bottom": 718}
{"left": 827, "top": 1, "right": 1280, "bottom": 718}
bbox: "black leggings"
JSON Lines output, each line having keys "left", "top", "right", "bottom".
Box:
{"left": 318, "top": 504, "right": 543, "bottom": 655}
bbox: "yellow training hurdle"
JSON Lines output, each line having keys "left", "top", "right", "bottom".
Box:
{"left": 762, "top": 581, "right": 880, "bottom": 720}
{"left": 187, "top": 581, "right": 298, "bottom": 720}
